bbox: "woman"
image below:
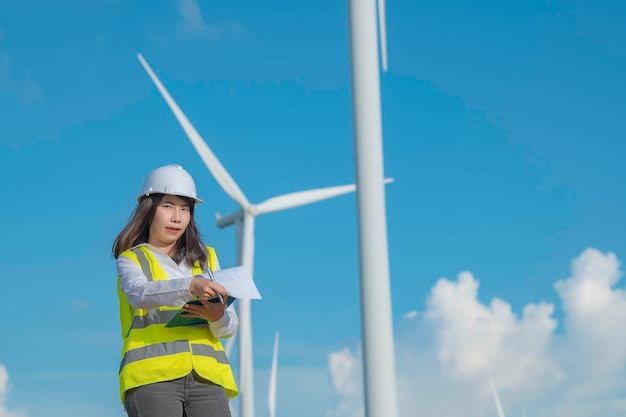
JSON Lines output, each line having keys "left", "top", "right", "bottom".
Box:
{"left": 112, "top": 164, "right": 238, "bottom": 417}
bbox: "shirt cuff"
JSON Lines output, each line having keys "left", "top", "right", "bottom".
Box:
{"left": 180, "top": 277, "right": 196, "bottom": 301}
{"left": 208, "top": 311, "right": 230, "bottom": 328}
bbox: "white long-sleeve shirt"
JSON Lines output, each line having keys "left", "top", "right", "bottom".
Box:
{"left": 117, "top": 243, "right": 238, "bottom": 339}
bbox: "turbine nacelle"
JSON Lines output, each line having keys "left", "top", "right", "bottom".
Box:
{"left": 215, "top": 206, "right": 261, "bottom": 228}
{"left": 216, "top": 210, "right": 244, "bottom": 228}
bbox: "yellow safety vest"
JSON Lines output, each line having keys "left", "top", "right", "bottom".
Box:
{"left": 116, "top": 245, "right": 238, "bottom": 403}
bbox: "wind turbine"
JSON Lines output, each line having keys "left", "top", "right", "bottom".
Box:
{"left": 490, "top": 376, "right": 529, "bottom": 417}
{"left": 489, "top": 376, "right": 507, "bottom": 417}
{"left": 137, "top": 53, "right": 384, "bottom": 417}
{"left": 268, "top": 332, "right": 279, "bottom": 417}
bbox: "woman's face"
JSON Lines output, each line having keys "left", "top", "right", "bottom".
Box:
{"left": 148, "top": 194, "right": 191, "bottom": 253}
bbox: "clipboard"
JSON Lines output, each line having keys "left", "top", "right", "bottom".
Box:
{"left": 165, "top": 297, "right": 236, "bottom": 328}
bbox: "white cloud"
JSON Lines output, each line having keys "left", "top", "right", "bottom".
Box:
{"left": 176, "top": 0, "right": 243, "bottom": 40}
{"left": 0, "top": 365, "right": 27, "bottom": 417}
{"left": 426, "top": 270, "right": 560, "bottom": 389}
{"left": 403, "top": 310, "right": 418, "bottom": 320}
{"left": 178, "top": 0, "right": 206, "bottom": 33}
{"left": 326, "top": 349, "right": 363, "bottom": 417}
{"left": 325, "top": 248, "right": 626, "bottom": 417}
{"left": 555, "top": 248, "right": 626, "bottom": 374}
{"left": 328, "top": 348, "right": 360, "bottom": 397}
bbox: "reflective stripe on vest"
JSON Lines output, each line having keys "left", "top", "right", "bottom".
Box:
{"left": 120, "top": 341, "right": 229, "bottom": 372}
{"left": 129, "top": 309, "right": 208, "bottom": 329}
{"left": 131, "top": 248, "right": 152, "bottom": 281}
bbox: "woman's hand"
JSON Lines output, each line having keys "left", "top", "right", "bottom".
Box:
{"left": 182, "top": 298, "right": 227, "bottom": 322}
{"left": 187, "top": 277, "right": 229, "bottom": 322}
{"left": 189, "top": 277, "right": 228, "bottom": 301}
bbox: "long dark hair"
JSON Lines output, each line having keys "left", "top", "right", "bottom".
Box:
{"left": 112, "top": 194, "right": 208, "bottom": 267}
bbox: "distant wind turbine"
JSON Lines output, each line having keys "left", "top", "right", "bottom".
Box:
{"left": 137, "top": 53, "right": 391, "bottom": 417}
{"left": 268, "top": 331, "right": 279, "bottom": 417}
{"left": 489, "top": 376, "right": 507, "bottom": 417}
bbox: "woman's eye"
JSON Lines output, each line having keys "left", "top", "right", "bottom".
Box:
{"left": 182, "top": 207, "right": 190, "bottom": 212}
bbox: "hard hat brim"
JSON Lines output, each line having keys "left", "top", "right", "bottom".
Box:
{"left": 137, "top": 192, "right": 203, "bottom": 205}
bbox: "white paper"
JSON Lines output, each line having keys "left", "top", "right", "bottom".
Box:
{"left": 203, "top": 266, "right": 261, "bottom": 300}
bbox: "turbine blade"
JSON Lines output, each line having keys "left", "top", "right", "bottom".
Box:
{"left": 268, "top": 331, "right": 279, "bottom": 417}
{"left": 256, "top": 184, "right": 355, "bottom": 215}
{"left": 377, "top": 0, "right": 388, "bottom": 71}
{"left": 255, "top": 178, "right": 393, "bottom": 216}
{"left": 224, "top": 334, "right": 236, "bottom": 357}
{"left": 136, "top": 53, "right": 250, "bottom": 209}
{"left": 490, "top": 377, "right": 507, "bottom": 417}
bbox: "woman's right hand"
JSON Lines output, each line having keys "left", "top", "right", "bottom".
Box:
{"left": 189, "top": 277, "right": 228, "bottom": 301}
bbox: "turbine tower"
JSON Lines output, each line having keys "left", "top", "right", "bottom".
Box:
{"left": 268, "top": 331, "right": 279, "bottom": 417}
{"left": 347, "top": 0, "right": 398, "bottom": 416}
{"left": 137, "top": 54, "right": 370, "bottom": 417}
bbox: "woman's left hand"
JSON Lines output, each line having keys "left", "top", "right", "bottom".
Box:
{"left": 182, "top": 298, "right": 227, "bottom": 323}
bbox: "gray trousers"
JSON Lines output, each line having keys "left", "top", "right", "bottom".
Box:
{"left": 124, "top": 371, "right": 232, "bottom": 417}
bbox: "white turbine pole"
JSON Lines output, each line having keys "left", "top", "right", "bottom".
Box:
{"left": 268, "top": 331, "right": 279, "bottom": 417}
{"left": 347, "top": 1, "right": 398, "bottom": 417}
{"left": 237, "top": 213, "right": 256, "bottom": 417}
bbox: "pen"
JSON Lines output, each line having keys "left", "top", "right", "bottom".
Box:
{"left": 206, "top": 267, "right": 224, "bottom": 304}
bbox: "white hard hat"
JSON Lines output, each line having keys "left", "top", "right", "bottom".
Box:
{"left": 138, "top": 164, "right": 203, "bottom": 204}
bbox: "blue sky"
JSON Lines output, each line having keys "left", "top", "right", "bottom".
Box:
{"left": 1, "top": 1, "right": 626, "bottom": 416}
